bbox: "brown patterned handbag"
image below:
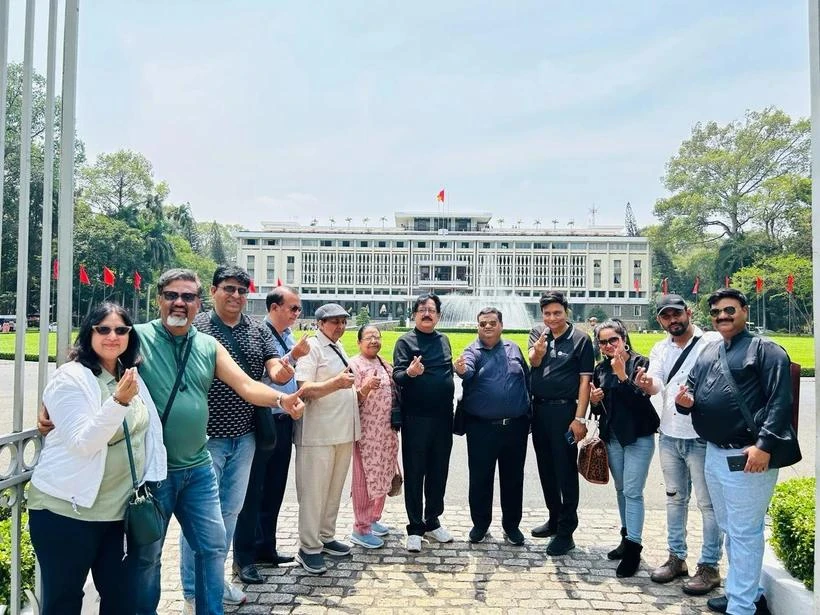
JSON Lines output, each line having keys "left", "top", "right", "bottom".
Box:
{"left": 577, "top": 413, "right": 609, "bottom": 485}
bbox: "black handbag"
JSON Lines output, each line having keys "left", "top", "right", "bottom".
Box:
{"left": 122, "top": 420, "right": 165, "bottom": 546}
{"left": 717, "top": 342, "right": 802, "bottom": 469}
{"left": 452, "top": 397, "right": 466, "bottom": 436}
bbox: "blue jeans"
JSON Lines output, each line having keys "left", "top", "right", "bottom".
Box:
{"left": 657, "top": 433, "right": 723, "bottom": 565}
{"left": 129, "top": 464, "right": 227, "bottom": 615}
{"left": 705, "top": 444, "right": 777, "bottom": 615}
{"left": 606, "top": 434, "right": 655, "bottom": 544}
{"left": 180, "top": 434, "right": 256, "bottom": 599}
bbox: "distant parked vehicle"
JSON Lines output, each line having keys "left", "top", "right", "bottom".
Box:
{"left": 0, "top": 315, "right": 16, "bottom": 332}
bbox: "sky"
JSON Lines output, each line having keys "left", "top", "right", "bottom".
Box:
{"left": 7, "top": 1, "right": 812, "bottom": 231}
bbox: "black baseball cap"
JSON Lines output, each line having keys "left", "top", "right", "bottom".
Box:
{"left": 656, "top": 294, "right": 687, "bottom": 315}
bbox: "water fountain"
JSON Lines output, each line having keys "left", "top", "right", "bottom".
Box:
{"left": 438, "top": 255, "right": 535, "bottom": 329}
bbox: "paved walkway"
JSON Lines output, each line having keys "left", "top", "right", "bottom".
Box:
{"left": 155, "top": 503, "right": 719, "bottom": 615}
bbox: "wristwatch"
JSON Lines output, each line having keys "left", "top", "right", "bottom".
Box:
{"left": 573, "top": 417, "right": 587, "bottom": 424}
{"left": 275, "top": 394, "right": 284, "bottom": 409}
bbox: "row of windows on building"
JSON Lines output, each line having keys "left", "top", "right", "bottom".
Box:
{"left": 242, "top": 238, "right": 642, "bottom": 251}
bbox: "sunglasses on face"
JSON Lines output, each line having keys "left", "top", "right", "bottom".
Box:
{"left": 161, "top": 291, "right": 199, "bottom": 303}
{"left": 286, "top": 305, "right": 303, "bottom": 313}
{"left": 598, "top": 336, "right": 621, "bottom": 347}
{"left": 92, "top": 325, "right": 132, "bottom": 336}
{"left": 219, "top": 285, "right": 249, "bottom": 296}
{"left": 709, "top": 305, "right": 738, "bottom": 317}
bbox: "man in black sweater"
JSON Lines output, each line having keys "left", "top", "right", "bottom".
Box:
{"left": 393, "top": 293, "right": 455, "bottom": 553}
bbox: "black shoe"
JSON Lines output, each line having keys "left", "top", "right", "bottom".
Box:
{"left": 615, "top": 540, "right": 642, "bottom": 578}
{"left": 607, "top": 527, "right": 628, "bottom": 560}
{"left": 256, "top": 551, "right": 295, "bottom": 567}
{"left": 531, "top": 520, "right": 558, "bottom": 538}
{"left": 706, "top": 594, "right": 769, "bottom": 614}
{"left": 232, "top": 563, "right": 264, "bottom": 585}
{"left": 546, "top": 535, "right": 575, "bottom": 556}
{"left": 468, "top": 527, "right": 487, "bottom": 543}
{"left": 503, "top": 528, "right": 525, "bottom": 546}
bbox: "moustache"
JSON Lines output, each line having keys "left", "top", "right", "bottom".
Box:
{"left": 716, "top": 318, "right": 733, "bottom": 324}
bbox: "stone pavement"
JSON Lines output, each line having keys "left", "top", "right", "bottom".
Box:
{"left": 156, "top": 503, "right": 721, "bottom": 615}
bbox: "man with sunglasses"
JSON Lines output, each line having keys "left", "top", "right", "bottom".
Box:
{"left": 233, "top": 286, "right": 310, "bottom": 579}
{"left": 633, "top": 293, "right": 723, "bottom": 597}
{"left": 126, "top": 268, "right": 305, "bottom": 615}
{"left": 673, "top": 288, "right": 799, "bottom": 615}
{"left": 173, "top": 265, "right": 295, "bottom": 609}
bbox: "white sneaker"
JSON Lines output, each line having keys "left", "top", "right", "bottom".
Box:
{"left": 406, "top": 534, "right": 423, "bottom": 552}
{"left": 223, "top": 580, "right": 247, "bottom": 605}
{"left": 425, "top": 526, "right": 454, "bottom": 543}
{"left": 182, "top": 598, "right": 195, "bottom": 615}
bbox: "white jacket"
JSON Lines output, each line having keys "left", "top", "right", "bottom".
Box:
{"left": 31, "top": 361, "right": 167, "bottom": 509}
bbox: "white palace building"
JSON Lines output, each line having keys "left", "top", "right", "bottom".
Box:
{"left": 235, "top": 212, "right": 652, "bottom": 329}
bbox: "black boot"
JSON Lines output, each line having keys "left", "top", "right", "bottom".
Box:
{"left": 607, "top": 527, "right": 628, "bottom": 560}
{"left": 616, "top": 540, "right": 642, "bottom": 577}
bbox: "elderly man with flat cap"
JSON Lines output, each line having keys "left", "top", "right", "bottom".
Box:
{"left": 293, "top": 303, "right": 361, "bottom": 575}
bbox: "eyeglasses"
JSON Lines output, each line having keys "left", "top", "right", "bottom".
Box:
{"left": 287, "top": 305, "right": 302, "bottom": 313}
{"left": 709, "top": 306, "right": 738, "bottom": 317}
{"left": 219, "top": 285, "right": 248, "bottom": 296}
{"left": 478, "top": 321, "right": 499, "bottom": 328}
{"left": 92, "top": 325, "right": 132, "bottom": 336}
{"left": 361, "top": 335, "right": 381, "bottom": 342}
{"left": 416, "top": 308, "right": 438, "bottom": 314}
{"left": 598, "top": 336, "right": 621, "bottom": 346}
{"left": 161, "top": 291, "right": 199, "bottom": 303}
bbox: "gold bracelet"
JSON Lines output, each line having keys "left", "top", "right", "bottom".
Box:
{"left": 112, "top": 395, "right": 129, "bottom": 407}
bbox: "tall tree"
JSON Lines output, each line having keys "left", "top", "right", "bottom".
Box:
{"left": 205, "top": 220, "right": 227, "bottom": 264}
{"left": 78, "top": 150, "right": 159, "bottom": 221}
{"left": 654, "top": 107, "right": 810, "bottom": 240}
{"left": 624, "top": 201, "right": 639, "bottom": 236}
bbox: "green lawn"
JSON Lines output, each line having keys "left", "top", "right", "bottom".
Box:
{"left": 2, "top": 330, "right": 814, "bottom": 368}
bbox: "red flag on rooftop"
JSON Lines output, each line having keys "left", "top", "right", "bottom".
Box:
{"left": 786, "top": 273, "right": 795, "bottom": 294}
{"left": 436, "top": 189, "right": 445, "bottom": 203}
{"left": 276, "top": 277, "right": 283, "bottom": 287}
{"left": 661, "top": 277, "right": 669, "bottom": 295}
{"left": 79, "top": 265, "right": 91, "bottom": 285}
{"left": 134, "top": 271, "right": 142, "bottom": 291}
{"left": 691, "top": 276, "right": 700, "bottom": 295}
{"left": 52, "top": 259, "right": 59, "bottom": 280}
{"left": 103, "top": 266, "right": 116, "bottom": 287}
{"left": 249, "top": 279, "right": 257, "bottom": 293}
{"left": 755, "top": 276, "right": 764, "bottom": 293}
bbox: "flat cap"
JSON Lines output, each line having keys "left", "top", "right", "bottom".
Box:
{"left": 315, "top": 303, "right": 349, "bottom": 320}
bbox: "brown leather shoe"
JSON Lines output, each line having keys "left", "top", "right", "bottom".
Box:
{"left": 650, "top": 554, "right": 688, "bottom": 583}
{"left": 683, "top": 564, "right": 720, "bottom": 596}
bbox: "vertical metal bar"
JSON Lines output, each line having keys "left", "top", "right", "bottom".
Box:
{"left": 810, "top": 0, "right": 820, "bottom": 603}
{"left": 12, "top": 4, "right": 36, "bottom": 612}
{"left": 56, "top": 0, "right": 81, "bottom": 365}
{"left": 0, "top": 0, "right": 8, "bottom": 291}
{"left": 38, "top": 0, "right": 59, "bottom": 404}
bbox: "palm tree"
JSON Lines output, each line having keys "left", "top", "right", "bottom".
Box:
{"left": 568, "top": 219, "right": 575, "bottom": 232}
{"left": 329, "top": 217, "right": 336, "bottom": 228}
{"left": 310, "top": 218, "right": 318, "bottom": 227}
{"left": 380, "top": 216, "right": 387, "bottom": 228}
{"left": 497, "top": 217, "right": 505, "bottom": 228}
{"left": 345, "top": 217, "right": 352, "bottom": 227}
{"left": 534, "top": 219, "right": 541, "bottom": 230}
{"left": 363, "top": 217, "right": 370, "bottom": 227}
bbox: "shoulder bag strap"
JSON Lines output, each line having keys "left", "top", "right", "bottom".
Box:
{"left": 266, "top": 321, "right": 290, "bottom": 353}
{"left": 160, "top": 336, "right": 193, "bottom": 426}
{"left": 717, "top": 342, "right": 759, "bottom": 436}
{"left": 666, "top": 336, "right": 701, "bottom": 384}
{"left": 122, "top": 419, "right": 139, "bottom": 491}
{"left": 210, "top": 312, "right": 254, "bottom": 374}
{"left": 327, "top": 343, "right": 350, "bottom": 368}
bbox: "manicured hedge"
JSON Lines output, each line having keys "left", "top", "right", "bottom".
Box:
{"left": 769, "top": 477, "right": 815, "bottom": 590}
{"left": 0, "top": 512, "right": 36, "bottom": 608}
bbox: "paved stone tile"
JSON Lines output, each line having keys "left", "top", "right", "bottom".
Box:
{"left": 158, "top": 504, "right": 721, "bottom": 614}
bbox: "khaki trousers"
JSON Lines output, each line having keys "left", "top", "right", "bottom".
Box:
{"left": 295, "top": 441, "right": 354, "bottom": 553}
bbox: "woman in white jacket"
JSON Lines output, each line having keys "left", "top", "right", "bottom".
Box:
{"left": 28, "top": 302, "right": 167, "bottom": 615}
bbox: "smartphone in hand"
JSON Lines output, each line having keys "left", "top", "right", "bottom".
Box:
{"left": 564, "top": 430, "right": 575, "bottom": 446}
{"left": 726, "top": 454, "right": 746, "bottom": 472}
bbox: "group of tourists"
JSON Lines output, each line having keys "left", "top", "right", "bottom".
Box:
{"left": 27, "top": 264, "right": 799, "bottom": 615}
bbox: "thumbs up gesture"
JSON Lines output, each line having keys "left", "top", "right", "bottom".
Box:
{"left": 407, "top": 355, "right": 425, "bottom": 378}
{"left": 335, "top": 366, "right": 356, "bottom": 390}
{"left": 454, "top": 353, "right": 467, "bottom": 376}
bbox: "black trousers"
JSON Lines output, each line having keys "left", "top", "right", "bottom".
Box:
{"left": 465, "top": 414, "right": 529, "bottom": 534}
{"left": 530, "top": 399, "right": 580, "bottom": 537}
{"left": 402, "top": 413, "right": 453, "bottom": 536}
{"left": 28, "top": 508, "right": 130, "bottom": 615}
{"left": 233, "top": 416, "right": 293, "bottom": 567}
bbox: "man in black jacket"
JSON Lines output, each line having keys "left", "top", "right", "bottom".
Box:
{"left": 393, "top": 293, "right": 455, "bottom": 553}
{"left": 676, "top": 288, "right": 799, "bottom": 615}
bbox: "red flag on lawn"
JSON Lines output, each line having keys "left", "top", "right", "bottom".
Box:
{"left": 79, "top": 265, "right": 91, "bottom": 285}
{"left": 725, "top": 276, "right": 731, "bottom": 288}
{"left": 249, "top": 279, "right": 257, "bottom": 293}
{"left": 134, "top": 271, "right": 142, "bottom": 291}
{"left": 691, "top": 276, "right": 700, "bottom": 295}
{"left": 661, "top": 277, "right": 669, "bottom": 295}
{"left": 52, "top": 259, "right": 59, "bottom": 280}
{"left": 755, "top": 276, "right": 764, "bottom": 293}
{"left": 103, "top": 266, "right": 116, "bottom": 287}
{"left": 786, "top": 273, "right": 795, "bottom": 294}
{"left": 436, "top": 189, "right": 445, "bottom": 203}
{"left": 276, "top": 277, "right": 283, "bottom": 287}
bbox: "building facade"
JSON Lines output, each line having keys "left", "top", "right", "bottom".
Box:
{"left": 235, "top": 212, "right": 652, "bottom": 329}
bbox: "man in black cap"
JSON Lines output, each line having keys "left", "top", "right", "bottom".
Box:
{"left": 633, "top": 294, "right": 723, "bottom": 596}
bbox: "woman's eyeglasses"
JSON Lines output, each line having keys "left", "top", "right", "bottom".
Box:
{"left": 161, "top": 291, "right": 199, "bottom": 303}
{"left": 709, "top": 306, "right": 738, "bottom": 317}
{"left": 598, "top": 336, "right": 621, "bottom": 347}
{"left": 92, "top": 325, "right": 132, "bottom": 336}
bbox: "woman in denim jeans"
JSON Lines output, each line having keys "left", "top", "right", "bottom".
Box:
{"left": 589, "top": 319, "right": 659, "bottom": 577}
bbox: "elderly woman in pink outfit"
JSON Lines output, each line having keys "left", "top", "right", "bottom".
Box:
{"left": 348, "top": 325, "right": 400, "bottom": 549}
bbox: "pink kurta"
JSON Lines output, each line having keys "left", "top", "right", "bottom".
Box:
{"left": 349, "top": 354, "right": 399, "bottom": 499}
